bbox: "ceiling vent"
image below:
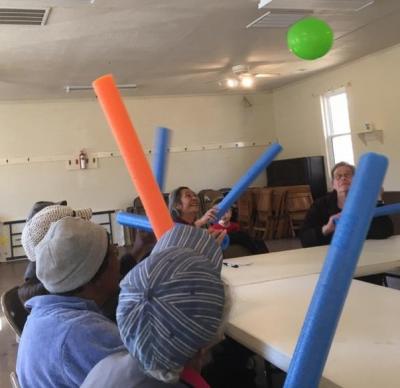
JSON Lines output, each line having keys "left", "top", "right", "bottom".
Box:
{"left": 258, "top": 0, "right": 374, "bottom": 12}
{"left": 0, "top": 8, "right": 51, "bottom": 26}
{"left": 247, "top": 9, "right": 312, "bottom": 29}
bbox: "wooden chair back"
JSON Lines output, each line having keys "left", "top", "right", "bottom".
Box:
{"left": 237, "top": 190, "right": 254, "bottom": 235}
{"left": 253, "top": 188, "right": 273, "bottom": 239}
{"left": 197, "top": 189, "right": 224, "bottom": 213}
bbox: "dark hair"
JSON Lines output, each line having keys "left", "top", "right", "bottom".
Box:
{"left": 168, "top": 186, "right": 190, "bottom": 219}
{"left": 55, "top": 236, "right": 111, "bottom": 296}
{"left": 331, "top": 162, "right": 355, "bottom": 180}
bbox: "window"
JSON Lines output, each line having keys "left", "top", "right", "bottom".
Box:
{"left": 321, "top": 88, "right": 354, "bottom": 169}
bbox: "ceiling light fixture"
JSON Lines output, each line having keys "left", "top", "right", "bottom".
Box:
{"left": 226, "top": 78, "right": 239, "bottom": 88}
{"left": 230, "top": 65, "right": 255, "bottom": 89}
{"left": 240, "top": 74, "right": 255, "bottom": 88}
{"left": 222, "top": 65, "right": 278, "bottom": 89}
{"left": 254, "top": 73, "right": 280, "bottom": 78}
{"left": 64, "top": 84, "right": 137, "bottom": 93}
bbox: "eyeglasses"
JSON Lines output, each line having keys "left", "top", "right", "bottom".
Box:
{"left": 333, "top": 173, "right": 353, "bottom": 181}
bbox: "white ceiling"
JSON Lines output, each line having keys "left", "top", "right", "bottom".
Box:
{"left": 1, "top": 0, "right": 400, "bottom": 100}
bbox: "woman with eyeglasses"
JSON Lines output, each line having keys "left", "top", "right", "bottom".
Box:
{"left": 300, "top": 161, "right": 393, "bottom": 248}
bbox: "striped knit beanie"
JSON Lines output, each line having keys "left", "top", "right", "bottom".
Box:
{"left": 117, "top": 225, "right": 225, "bottom": 382}
{"left": 22, "top": 204, "right": 92, "bottom": 261}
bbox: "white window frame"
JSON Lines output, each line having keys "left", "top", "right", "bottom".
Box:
{"left": 321, "top": 87, "right": 354, "bottom": 171}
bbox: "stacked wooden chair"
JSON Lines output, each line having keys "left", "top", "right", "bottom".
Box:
{"left": 286, "top": 187, "right": 314, "bottom": 236}
{"left": 237, "top": 185, "right": 314, "bottom": 240}
{"left": 237, "top": 190, "right": 255, "bottom": 236}
{"left": 198, "top": 189, "right": 224, "bottom": 214}
{"left": 252, "top": 188, "right": 273, "bottom": 240}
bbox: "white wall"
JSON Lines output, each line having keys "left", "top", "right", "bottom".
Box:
{"left": 272, "top": 43, "right": 400, "bottom": 191}
{"left": 0, "top": 93, "right": 276, "bottom": 220}
{"left": 5, "top": 42, "right": 400, "bottom": 222}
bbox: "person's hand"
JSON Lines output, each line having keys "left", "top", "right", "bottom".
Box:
{"left": 208, "top": 229, "right": 227, "bottom": 246}
{"left": 195, "top": 207, "right": 218, "bottom": 227}
{"left": 322, "top": 213, "right": 341, "bottom": 236}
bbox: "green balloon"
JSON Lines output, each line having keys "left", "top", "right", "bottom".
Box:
{"left": 287, "top": 17, "right": 334, "bottom": 60}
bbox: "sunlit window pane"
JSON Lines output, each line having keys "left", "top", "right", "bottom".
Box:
{"left": 332, "top": 134, "right": 354, "bottom": 165}
{"left": 321, "top": 88, "right": 355, "bottom": 171}
{"left": 328, "top": 93, "right": 351, "bottom": 135}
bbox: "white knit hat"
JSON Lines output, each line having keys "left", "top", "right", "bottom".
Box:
{"left": 22, "top": 204, "right": 92, "bottom": 261}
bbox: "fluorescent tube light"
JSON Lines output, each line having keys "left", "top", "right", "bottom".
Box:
{"left": 64, "top": 84, "right": 137, "bottom": 93}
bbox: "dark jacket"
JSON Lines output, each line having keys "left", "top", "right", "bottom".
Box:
{"left": 299, "top": 191, "right": 394, "bottom": 248}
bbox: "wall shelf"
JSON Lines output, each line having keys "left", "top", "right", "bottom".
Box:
{"left": 0, "top": 140, "right": 273, "bottom": 168}
{"left": 356, "top": 129, "right": 383, "bottom": 145}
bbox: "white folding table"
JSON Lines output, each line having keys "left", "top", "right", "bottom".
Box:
{"left": 226, "top": 274, "right": 400, "bottom": 388}
{"left": 222, "top": 236, "right": 400, "bottom": 287}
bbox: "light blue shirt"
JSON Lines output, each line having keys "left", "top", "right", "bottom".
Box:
{"left": 16, "top": 295, "right": 124, "bottom": 388}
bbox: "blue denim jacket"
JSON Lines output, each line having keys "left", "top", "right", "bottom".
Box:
{"left": 16, "top": 295, "right": 124, "bottom": 388}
